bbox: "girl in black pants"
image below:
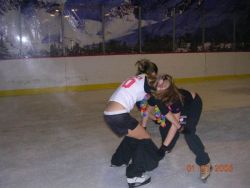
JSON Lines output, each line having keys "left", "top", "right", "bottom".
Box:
{"left": 153, "top": 74, "right": 212, "bottom": 182}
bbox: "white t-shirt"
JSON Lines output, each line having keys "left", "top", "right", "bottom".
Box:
{"left": 109, "top": 74, "right": 148, "bottom": 112}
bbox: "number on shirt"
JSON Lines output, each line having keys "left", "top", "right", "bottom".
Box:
{"left": 122, "top": 75, "right": 143, "bottom": 88}
{"left": 122, "top": 78, "right": 135, "bottom": 88}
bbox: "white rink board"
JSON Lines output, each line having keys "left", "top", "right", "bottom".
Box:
{"left": 0, "top": 52, "right": 249, "bottom": 90}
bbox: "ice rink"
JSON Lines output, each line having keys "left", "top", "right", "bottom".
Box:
{"left": 0, "top": 78, "right": 250, "bottom": 188}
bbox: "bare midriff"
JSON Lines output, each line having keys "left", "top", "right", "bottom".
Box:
{"left": 105, "top": 101, "right": 126, "bottom": 112}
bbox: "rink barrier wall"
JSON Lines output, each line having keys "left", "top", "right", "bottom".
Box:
{"left": 0, "top": 52, "right": 249, "bottom": 97}
{"left": 0, "top": 74, "right": 249, "bottom": 97}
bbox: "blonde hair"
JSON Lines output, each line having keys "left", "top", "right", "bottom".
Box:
{"left": 154, "top": 74, "right": 183, "bottom": 106}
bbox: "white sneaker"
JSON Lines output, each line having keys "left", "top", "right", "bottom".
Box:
{"left": 110, "top": 164, "right": 127, "bottom": 167}
{"left": 127, "top": 174, "right": 151, "bottom": 188}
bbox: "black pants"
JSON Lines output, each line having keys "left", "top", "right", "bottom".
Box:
{"left": 159, "top": 95, "right": 210, "bottom": 166}
{"left": 111, "top": 136, "right": 160, "bottom": 178}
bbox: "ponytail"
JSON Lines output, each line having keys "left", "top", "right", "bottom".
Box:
{"left": 135, "top": 59, "right": 158, "bottom": 88}
{"left": 135, "top": 59, "right": 158, "bottom": 76}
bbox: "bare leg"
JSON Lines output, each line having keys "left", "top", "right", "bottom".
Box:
{"left": 127, "top": 124, "right": 150, "bottom": 139}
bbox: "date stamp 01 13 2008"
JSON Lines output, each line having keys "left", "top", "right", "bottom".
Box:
{"left": 186, "top": 163, "right": 233, "bottom": 173}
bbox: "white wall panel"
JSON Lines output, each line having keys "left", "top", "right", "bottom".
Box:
{"left": 0, "top": 52, "right": 249, "bottom": 90}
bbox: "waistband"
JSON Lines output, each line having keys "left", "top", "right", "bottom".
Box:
{"left": 104, "top": 109, "right": 128, "bottom": 115}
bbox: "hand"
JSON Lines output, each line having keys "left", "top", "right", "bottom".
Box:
{"left": 180, "top": 115, "right": 187, "bottom": 125}
{"left": 152, "top": 119, "right": 160, "bottom": 125}
{"left": 178, "top": 115, "right": 187, "bottom": 132}
{"left": 174, "top": 123, "right": 182, "bottom": 130}
{"left": 157, "top": 144, "right": 170, "bottom": 160}
{"left": 140, "top": 122, "right": 147, "bottom": 129}
{"left": 178, "top": 125, "right": 185, "bottom": 133}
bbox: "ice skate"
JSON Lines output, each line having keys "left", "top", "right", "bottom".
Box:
{"left": 110, "top": 163, "right": 128, "bottom": 167}
{"left": 127, "top": 174, "right": 151, "bottom": 188}
{"left": 200, "top": 163, "right": 212, "bottom": 183}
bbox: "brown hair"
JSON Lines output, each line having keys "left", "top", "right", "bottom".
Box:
{"left": 135, "top": 59, "right": 158, "bottom": 88}
{"left": 154, "top": 74, "right": 183, "bottom": 106}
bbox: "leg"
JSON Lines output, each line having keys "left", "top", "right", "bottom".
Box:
{"left": 184, "top": 133, "right": 209, "bottom": 165}
{"left": 104, "top": 114, "right": 155, "bottom": 186}
{"left": 111, "top": 123, "right": 151, "bottom": 167}
{"left": 126, "top": 126, "right": 159, "bottom": 187}
{"left": 111, "top": 136, "right": 138, "bottom": 166}
{"left": 127, "top": 123, "right": 150, "bottom": 140}
{"left": 184, "top": 95, "right": 211, "bottom": 182}
{"left": 184, "top": 95, "right": 210, "bottom": 165}
{"left": 126, "top": 139, "right": 159, "bottom": 187}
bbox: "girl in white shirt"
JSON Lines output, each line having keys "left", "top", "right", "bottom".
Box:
{"left": 103, "top": 59, "right": 181, "bottom": 188}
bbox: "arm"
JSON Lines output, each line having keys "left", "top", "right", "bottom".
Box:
{"left": 141, "top": 105, "right": 154, "bottom": 127}
{"left": 155, "top": 100, "right": 181, "bottom": 129}
{"left": 165, "top": 111, "right": 181, "bottom": 129}
{"left": 163, "top": 112, "right": 180, "bottom": 146}
{"left": 141, "top": 95, "right": 158, "bottom": 127}
{"left": 158, "top": 112, "right": 180, "bottom": 159}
